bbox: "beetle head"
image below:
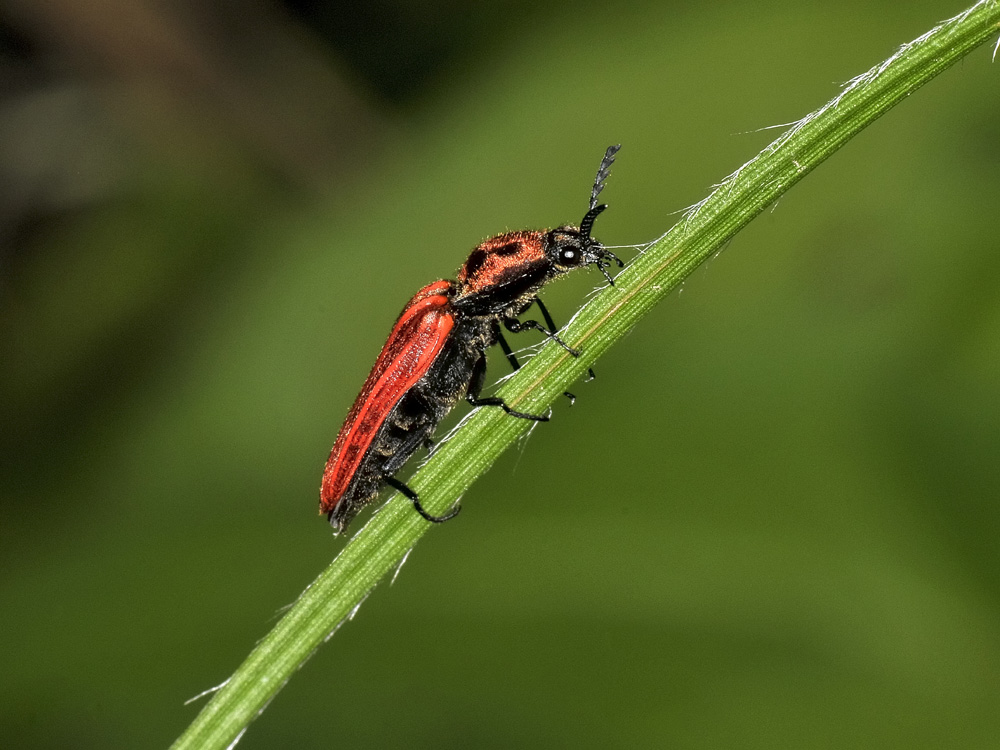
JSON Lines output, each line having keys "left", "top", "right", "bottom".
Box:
{"left": 544, "top": 144, "right": 624, "bottom": 285}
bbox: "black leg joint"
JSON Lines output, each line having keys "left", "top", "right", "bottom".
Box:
{"left": 384, "top": 475, "right": 461, "bottom": 524}
{"left": 503, "top": 317, "right": 580, "bottom": 357}
{"left": 467, "top": 393, "right": 549, "bottom": 422}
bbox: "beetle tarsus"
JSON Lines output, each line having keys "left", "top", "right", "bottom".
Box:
{"left": 467, "top": 393, "right": 550, "bottom": 422}
{"left": 384, "top": 475, "right": 461, "bottom": 524}
{"left": 504, "top": 317, "right": 580, "bottom": 357}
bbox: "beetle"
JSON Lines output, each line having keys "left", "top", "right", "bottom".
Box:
{"left": 320, "top": 145, "right": 623, "bottom": 533}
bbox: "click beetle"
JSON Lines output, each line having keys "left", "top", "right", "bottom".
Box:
{"left": 320, "top": 145, "right": 622, "bottom": 533}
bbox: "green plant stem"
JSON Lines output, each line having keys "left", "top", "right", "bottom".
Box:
{"left": 171, "top": 4, "right": 1000, "bottom": 748}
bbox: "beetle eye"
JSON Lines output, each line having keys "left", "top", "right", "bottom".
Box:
{"left": 561, "top": 248, "right": 577, "bottom": 263}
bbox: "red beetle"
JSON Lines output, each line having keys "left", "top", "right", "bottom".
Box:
{"left": 320, "top": 145, "right": 622, "bottom": 533}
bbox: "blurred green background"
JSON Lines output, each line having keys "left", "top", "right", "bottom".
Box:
{"left": 2, "top": 0, "right": 999, "bottom": 747}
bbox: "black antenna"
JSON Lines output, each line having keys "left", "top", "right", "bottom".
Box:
{"left": 579, "top": 144, "right": 621, "bottom": 240}
{"left": 589, "top": 144, "right": 621, "bottom": 212}
{"left": 579, "top": 204, "right": 606, "bottom": 241}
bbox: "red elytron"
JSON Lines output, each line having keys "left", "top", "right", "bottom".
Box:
{"left": 320, "top": 145, "right": 622, "bottom": 533}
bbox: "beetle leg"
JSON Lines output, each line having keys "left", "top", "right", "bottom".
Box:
{"left": 498, "top": 328, "right": 574, "bottom": 403}
{"left": 535, "top": 297, "right": 597, "bottom": 384}
{"left": 504, "top": 309, "right": 581, "bottom": 402}
{"left": 467, "top": 353, "right": 549, "bottom": 421}
{"left": 502, "top": 299, "right": 594, "bottom": 403}
{"left": 384, "top": 475, "right": 460, "bottom": 524}
{"left": 531, "top": 298, "right": 560, "bottom": 340}
{"left": 496, "top": 329, "right": 521, "bottom": 371}
{"left": 503, "top": 316, "right": 580, "bottom": 357}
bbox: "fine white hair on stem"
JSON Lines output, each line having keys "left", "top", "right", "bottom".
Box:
{"left": 675, "top": 0, "right": 997, "bottom": 234}
{"left": 267, "top": 601, "right": 296, "bottom": 623}
{"left": 346, "top": 597, "right": 367, "bottom": 621}
{"left": 563, "top": 297, "right": 595, "bottom": 328}
{"left": 391, "top": 547, "right": 414, "bottom": 586}
{"left": 511, "top": 414, "right": 545, "bottom": 469}
{"left": 224, "top": 727, "right": 248, "bottom": 750}
{"left": 323, "top": 591, "right": 372, "bottom": 642}
{"left": 184, "top": 679, "right": 231, "bottom": 706}
{"left": 731, "top": 120, "right": 803, "bottom": 136}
